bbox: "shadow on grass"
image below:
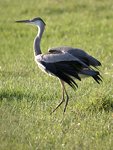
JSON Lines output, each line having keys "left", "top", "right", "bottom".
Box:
{"left": 0, "top": 88, "right": 47, "bottom": 103}
{"left": 87, "top": 96, "right": 113, "bottom": 112}
{"left": 0, "top": 90, "right": 31, "bottom": 102}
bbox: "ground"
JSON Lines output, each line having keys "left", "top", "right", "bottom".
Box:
{"left": 0, "top": 0, "right": 113, "bottom": 149}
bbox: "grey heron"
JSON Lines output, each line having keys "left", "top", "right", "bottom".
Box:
{"left": 15, "top": 17, "right": 102, "bottom": 115}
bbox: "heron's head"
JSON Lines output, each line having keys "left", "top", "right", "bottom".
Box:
{"left": 15, "top": 17, "right": 46, "bottom": 27}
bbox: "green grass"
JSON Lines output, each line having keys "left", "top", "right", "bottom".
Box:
{"left": 0, "top": 0, "right": 113, "bottom": 149}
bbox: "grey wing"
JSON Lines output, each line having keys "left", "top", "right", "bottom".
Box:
{"left": 35, "top": 51, "right": 88, "bottom": 68}
{"left": 35, "top": 52, "right": 88, "bottom": 89}
{"left": 35, "top": 52, "right": 102, "bottom": 89}
{"left": 48, "top": 46, "right": 101, "bottom": 67}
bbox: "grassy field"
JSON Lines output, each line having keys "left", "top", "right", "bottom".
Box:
{"left": 0, "top": 0, "right": 113, "bottom": 149}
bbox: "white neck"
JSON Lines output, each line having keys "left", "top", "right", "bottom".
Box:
{"left": 33, "top": 21, "right": 45, "bottom": 57}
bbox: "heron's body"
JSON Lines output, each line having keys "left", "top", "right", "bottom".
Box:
{"left": 15, "top": 17, "right": 102, "bottom": 114}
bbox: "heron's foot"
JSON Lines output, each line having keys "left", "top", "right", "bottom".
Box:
{"left": 50, "top": 99, "right": 65, "bottom": 115}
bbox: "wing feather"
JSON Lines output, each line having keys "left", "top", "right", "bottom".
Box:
{"left": 48, "top": 47, "right": 101, "bottom": 67}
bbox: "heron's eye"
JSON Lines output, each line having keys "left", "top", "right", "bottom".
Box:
{"left": 30, "top": 19, "right": 35, "bottom": 22}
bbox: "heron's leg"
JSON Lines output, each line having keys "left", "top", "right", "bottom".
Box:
{"left": 50, "top": 80, "right": 65, "bottom": 115}
{"left": 61, "top": 81, "right": 69, "bottom": 113}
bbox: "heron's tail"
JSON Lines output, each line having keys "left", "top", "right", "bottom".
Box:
{"left": 93, "top": 74, "right": 102, "bottom": 84}
{"left": 79, "top": 69, "right": 102, "bottom": 84}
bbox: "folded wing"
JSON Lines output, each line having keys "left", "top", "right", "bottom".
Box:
{"left": 35, "top": 51, "right": 102, "bottom": 89}
{"left": 48, "top": 46, "right": 101, "bottom": 67}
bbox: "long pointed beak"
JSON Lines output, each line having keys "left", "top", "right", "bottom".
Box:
{"left": 15, "top": 20, "right": 30, "bottom": 23}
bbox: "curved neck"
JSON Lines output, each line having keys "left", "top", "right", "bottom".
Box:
{"left": 33, "top": 23, "right": 45, "bottom": 57}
